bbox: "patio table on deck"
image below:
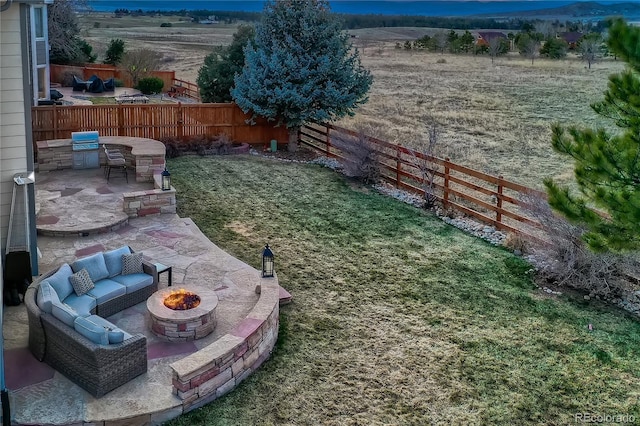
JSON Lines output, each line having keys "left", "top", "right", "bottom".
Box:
{"left": 36, "top": 136, "right": 166, "bottom": 183}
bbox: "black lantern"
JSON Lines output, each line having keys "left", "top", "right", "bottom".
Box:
{"left": 161, "top": 167, "right": 171, "bottom": 191}
{"left": 262, "top": 244, "right": 274, "bottom": 278}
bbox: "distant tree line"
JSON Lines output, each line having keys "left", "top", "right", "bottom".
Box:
{"left": 106, "top": 8, "right": 611, "bottom": 33}
{"left": 401, "top": 24, "right": 609, "bottom": 67}
{"left": 112, "top": 8, "right": 261, "bottom": 24}
{"left": 337, "top": 15, "right": 524, "bottom": 30}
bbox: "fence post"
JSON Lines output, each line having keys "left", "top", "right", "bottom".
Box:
{"left": 496, "top": 175, "right": 504, "bottom": 227}
{"left": 326, "top": 125, "right": 331, "bottom": 157}
{"left": 117, "top": 104, "right": 125, "bottom": 136}
{"left": 53, "top": 104, "right": 58, "bottom": 139}
{"left": 396, "top": 145, "right": 401, "bottom": 188}
{"left": 443, "top": 157, "right": 450, "bottom": 209}
{"left": 177, "top": 103, "right": 184, "bottom": 140}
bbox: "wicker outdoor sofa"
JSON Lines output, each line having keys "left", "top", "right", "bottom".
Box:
{"left": 24, "top": 246, "right": 159, "bottom": 397}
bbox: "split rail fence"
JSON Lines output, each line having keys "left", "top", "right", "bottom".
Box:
{"left": 300, "top": 122, "right": 548, "bottom": 241}
{"left": 31, "top": 103, "right": 288, "bottom": 146}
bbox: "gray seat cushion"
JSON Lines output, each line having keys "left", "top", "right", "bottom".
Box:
{"left": 111, "top": 273, "right": 153, "bottom": 294}
{"left": 63, "top": 293, "right": 97, "bottom": 317}
{"left": 87, "top": 279, "right": 126, "bottom": 304}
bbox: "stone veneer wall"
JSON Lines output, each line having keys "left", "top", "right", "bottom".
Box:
{"left": 134, "top": 153, "right": 165, "bottom": 183}
{"left": 36, "top": 142, "right": 74, "bottom": 171}
{"left": 170, "top": 277, "right": 280, "bottom": 413}
{"left": 123, "top": 174, "right": 176, "bottom": 217}
{"left": 36, "top": 140, "right": 165, "bottom": 183}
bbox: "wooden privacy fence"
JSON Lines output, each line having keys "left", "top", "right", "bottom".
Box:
{"left": 50, "top": 64, "right": 175, "bottom": 92}
{"left": 31, "top": 103, "right": 288, "bottom": 146}
{"left": 300, "top": 122, "right": 547, "bottom": 241}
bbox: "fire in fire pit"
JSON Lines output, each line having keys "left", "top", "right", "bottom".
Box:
{"left": 164, "top": 288, "right": 201, "bottom": 310}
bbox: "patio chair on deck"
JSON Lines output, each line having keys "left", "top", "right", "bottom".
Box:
{"left": 103, "top": 145, "right": 127, "bottom": 182}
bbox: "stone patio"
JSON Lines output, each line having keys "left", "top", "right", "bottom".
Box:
{"left": 3, "top": 168, "right": 290, "bottom": 425}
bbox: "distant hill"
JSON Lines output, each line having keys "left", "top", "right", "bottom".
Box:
{"left": 478, "top": 1, "right": 640, "bottom": 19}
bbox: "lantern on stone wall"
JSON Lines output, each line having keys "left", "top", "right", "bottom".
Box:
{"left": 262, "top": 244, "right": 274, "bottom": 278}
{"left": 161, "top": 167, "right": 171, "bottom": 191}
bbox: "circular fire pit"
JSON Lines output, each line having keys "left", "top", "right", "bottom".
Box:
{"left": 146, "top": 286, "right": 218, "bottom": 341}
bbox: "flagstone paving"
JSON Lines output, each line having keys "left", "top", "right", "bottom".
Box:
{"left": 3, "top": 168, "right": 290, "bottom": 425}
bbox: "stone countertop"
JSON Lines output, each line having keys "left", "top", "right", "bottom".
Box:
{"left": 37, "top": 136, "right": 166, "bottom": 157}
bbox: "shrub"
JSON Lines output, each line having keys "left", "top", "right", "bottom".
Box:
{"left": 61, "top": 71, "right": 80, "bottom": 87}
{"left": 194, "top": 134, "right": 234, "bottom": 156}
{"left": 162, "top": 134, "right": 237, "bottom": 157}
{"left": 331, "top": 130, "right": 381, "bottom": 184}
{"left": 436, "top": 58, "right": 447, "bottom": 64}
{"left": 113, "top": 79, "right": 124, "bottom": 87}
{"left": 160, "top": 136, "right": 182, "bottom": 158}
{"left": 520, "top": 192, "right": 636, "bottom": 298}
{"left": 216, "top": 133, "right": 233, "bottom": 155}
{"left": 504, "top": 232, "right": 529, "bottom": 254}
{"left": 136, "top": 77, "right": 164, "bottom": 94}
{"left": 160, "top": 22, "right": 172, "bottom": 27}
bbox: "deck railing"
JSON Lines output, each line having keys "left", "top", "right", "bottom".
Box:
{"left": 169, "top": 79, "right": 201, "bottom": 102}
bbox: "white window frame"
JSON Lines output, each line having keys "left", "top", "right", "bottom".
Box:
{"left": 30, "top": 4, "right": 49, "bottom": 104}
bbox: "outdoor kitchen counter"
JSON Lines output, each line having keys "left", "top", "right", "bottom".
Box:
{"left": 37, "top": 136, "right": 167, "bottom": 182}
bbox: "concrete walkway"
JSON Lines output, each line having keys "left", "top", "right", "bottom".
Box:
{"left": 3, "top": 168, "right": 289, "bottom": 425}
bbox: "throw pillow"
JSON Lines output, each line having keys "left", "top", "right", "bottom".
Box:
{"left": 108, "top": 329, "right": 125, "bottom": 344}
{"left": 122, "top": 252, "right": 144, "bottom": 275}
{"left": 69, "top": 268, "right": 95, "bottom": 296}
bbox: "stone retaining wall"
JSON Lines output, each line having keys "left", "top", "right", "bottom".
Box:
{"left": 123, "top": 174, "right": 176, "bottom": 217}
{"left": 170, "top": 276, "right": 280, "bottom": 413}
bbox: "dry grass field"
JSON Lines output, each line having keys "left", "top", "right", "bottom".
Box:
{"left": 342, "top": 46, "right": 625, "bottom": 189}
{"left": 80, "top": 14, "right": 626, "bottom": 189}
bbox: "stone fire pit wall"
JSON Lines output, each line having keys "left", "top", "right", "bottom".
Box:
{"left": 170, "top": 275, "right": 280, "bottom": 412}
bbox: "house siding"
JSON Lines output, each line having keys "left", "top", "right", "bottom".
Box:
{"left": 0, "top": 5, "right": 29, "bottom": 251}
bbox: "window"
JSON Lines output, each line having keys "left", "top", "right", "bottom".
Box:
{"left": 33, "top": 7, "right": 44, "bottom": 38}
{"left": 30, "top": 5, "right": 49, "bottom": 103}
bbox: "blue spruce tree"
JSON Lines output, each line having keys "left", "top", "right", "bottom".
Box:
{"left": 232, "top": 0, "right": 372, "bottom": 151}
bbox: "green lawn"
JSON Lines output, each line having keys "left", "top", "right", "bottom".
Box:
{"left": 167, "top": 155, "right": 640, "bottom": 425}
